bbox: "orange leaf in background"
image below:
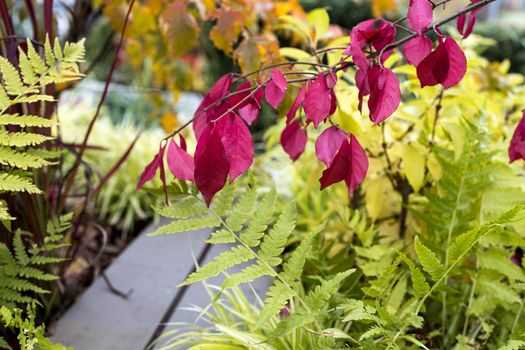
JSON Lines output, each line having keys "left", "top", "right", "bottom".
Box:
{"left": 234, "top": 35, "right": 282, "bottom": 74}
{"left": 159, "top": 0, "right": 200, "bottom": 58}
{"left": 209, "top": 8, "right": 245, "bottom": 54}
{"left": 160, "top": 112, "right": 179, "bottom": 133}
{"left": 372, "top": 0, "right": 396, "bottom": 17}
{"left": 274, "top": 0, "right": 306, "bottom": 17}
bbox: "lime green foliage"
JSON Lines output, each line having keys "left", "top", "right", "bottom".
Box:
{"left": 0, "top": 214, "right": 71, "bottom": 309}
{"left": 0, "top": 37, "right": 84, "bottom": 220}
{"left": 0, "top": 214, "right": 71, "bottom": 348}
{"left": 1, "top": 305, "right": 72, "bottom": 350}
{"left": 58, "top": 103, "right": 165, "bottom": 236}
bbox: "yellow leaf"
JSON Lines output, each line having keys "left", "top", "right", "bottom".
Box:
{"left": 159, "top": 1, "right": 200, "bottom": 58}
{"left": 210, "top": 9, "right": 245, "bottom": 54}
{"left": 365, "top": 177, "right": 388, "bottom": 220}
{"left": 235, "top": 35, "right": 282, "bottom": 74}
{"left": 427, "top": 153, "right": 443, "bottom": 182}
{"left": 444, "top": 123, "right": 466, "bottom": 162}
{"left": 160, "top": 112, "right": 179, "bottom": 133}
{"left": 279, "top": 47, "right": 313, "bottom": 62}
{"left": 372, "top": 0, "right": 396, "bottom": 17}
{"left": 307, "top": 8, "right": 330, "bottom": 42}
{"left": 401, "top": 144, "right": 425, "bottom": 192}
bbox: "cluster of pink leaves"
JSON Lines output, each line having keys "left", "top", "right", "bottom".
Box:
{"left": 137, "top": 0, "right": 525, "bottom": 206}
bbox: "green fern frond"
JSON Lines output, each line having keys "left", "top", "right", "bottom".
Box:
{"left": 179, "top": 246, "right": 254, "bottom": 286}
{"left": 222, "top": 262, "right": 272, "bottom": 290}
{"left": 13, "top": 94, "right": 54, "bottom": 104}
{"left": 498, "top": 340, "right": 525, "bottom": 350}
{"left": 148, "top": 215, "right": 220, "bottom": 236}
{"left": 26, "top": 40, "right": 46, "bottom": 74}
{"left": 154, "top": 197, "right": 208, "bottom": 219}
{"left": 0, "top": 57, "right": 26, "bottom": 96}
{"left": 0, "top": 201, "right": 13, "bottom": 221}
{"left": 18, "top": 49, "right": 37, "bottom": 85}
{"left": 399, "top": 253, "right": 429, "bottom": 298}
{"left": 0, "top": 129, "right": 51, "bottom": 147}
{"left": 258, "top": 202, "right": 296, "bottom": 266}
{"left": 256, "top": 280, "right": 295, "bottom": 328}
{"left": 0, "top": 173, "right": 41, "bottom": 194}
{"left": 0, "top": 113, "right": 54, "bottom": 127}
{"left": 414, "top": 237, "right": 445, "bottom": 281}
{"left": 477, "top": 275, "right": 521, "bottom": 305}
{"left": 279, "top": 230, "right": 317, "bottom": 284}
{"left": 479, "top": 248, "right": 525, "bottom": 281}
{"left": 0, "top": 218, "right": 69, "bottom": 307}
{"left": 0, "top": 37, "right": 85, "bottom": 219}
{"left": 46, "top": 213, "right": 74, "bottom": 236}
{"left": 0, "top": 147, "right": 49, "bottom": 170}
{"left": 271, "top": 313, "right": 315, "bottom": 338}
{"left": 207, "top": 229, "right": 235, "bottom": 244}
{"left": 0, "top": 335, "right": 11, "bottom": 350}
{"left": 240, "top": 187, "right": 276, "bottom": 247}
{"left": 212, "top": 181, "right": 236, "bottom": 216}
{"left": 305, "top": 270, "right": 355, "bottom": 313}
{"left": 13, "top": 233, "right": 29, "bottom": 265}
{"left": 226, "top": 188, "right": 258, "bottom": 232}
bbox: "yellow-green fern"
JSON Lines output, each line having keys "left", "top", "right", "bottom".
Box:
{"left": 0, "top": 37, "right": 85, "bottom": 220}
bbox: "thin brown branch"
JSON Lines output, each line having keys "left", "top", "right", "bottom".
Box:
{"left": 380, "top": 0, "right": 496, "bottom": 57}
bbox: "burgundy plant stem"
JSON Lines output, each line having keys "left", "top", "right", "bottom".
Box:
{"left": 43, "top": 0, "right": 54, "bottom": 38}
{"left": 61, "top": 0, "right": 136, "bottom": 203}
{"left": 0, "top": 0, "right": 16, "bottom": 61}
{"left": 24, "top": 0, "right": 39, "bottom": 42}
{"left": 93, "top": 131, "right": 142, "bottom": 195}
{"left": 241, "top": 61, "right": 330, "bottom": 79}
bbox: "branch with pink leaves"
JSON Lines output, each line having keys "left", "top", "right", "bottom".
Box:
{"left": 138, "top": 0, "right": 507, "bottom": 206}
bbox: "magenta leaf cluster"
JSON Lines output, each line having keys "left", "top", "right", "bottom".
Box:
{"left": 138, "top": 1, "right": 523, "bottom": 205}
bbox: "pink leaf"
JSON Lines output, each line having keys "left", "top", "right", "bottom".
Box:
{"left": 238, "top": 88, "right": 263, "bottom": 125}
{"left": 320, "top": 140, "right": 351, "bottom": 190}
{"left": 167, "top": 137, "right": 194, "bottom": 181}
{"left": 229, "top": 82, "right": 263, "bottom": 125}
{"left": 217, "top": 114, "right": 254, "bottom": 181}
{"left": 159, "top": 144, "right": 168, "bottom": 199}
{"left": 355, "top": 67, "right": 370, "bottom": 113}
{"left": 179, "top": 134, "right": 187, "bottom": 151}
{"left": 194, "top": 126, "right": 230, "bottom": 206}
{"left": 403, "top": 35, "right": 433, "bottom": 66}
{"left": 344, "top": 19, "right": 396, "bottom": 71}
{"left": 329, "top": 89, "right": 337, "bottom": 116}
{"left": 326, "top": 71, "right": 337, "bottom": 89}
{"left": 457, "top": 1, "right": 481, "bottom": 39}
{"left": 315, "top": 126, "right": 347, "bottom": 167}
{"left": 319, "top": 135, "right": 369, "bottom": 195}
{"left": 417, "top": 37, "right": 467, "bottom": 89}
{"left": 304, "top": 75, "right": 331, "bottom": 128}
{"left": 368, "top": 66, "right": 401, "bottom": 124}
{"left": 193, "top": 74, "right": 233, "bottom": 140}
{"left": 344, "top": 135, "right": 369, "bottom": 194}
{"left": 265, "top": 69, "right": 288, "bottom": 109}
{"left": 407, "top": 0, "right": 433, "bottom": 34}
{"left": 286, "top": 85, "right": 306, "bottom": 124}
{"left": 509, "top": 111, "right": 525, "bottom": 163}
{"left": 281, "top": 119, "right": 307, "bottom": 161}
{"left": 136, "top": 144, "right": 165, "bottom": 190}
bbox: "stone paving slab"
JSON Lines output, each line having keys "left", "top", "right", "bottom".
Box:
{"left": 50, "top": 218, "right": 211, "bottom": 350}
